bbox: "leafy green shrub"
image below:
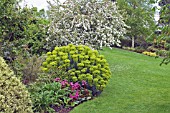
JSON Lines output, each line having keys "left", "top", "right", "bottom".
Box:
{"left": 41, "top": 44, "right": 111, "bottom": 92}
{"left": 28, "top": 82, "right": 70, "bottom": 113}
{"left": 147, "top": 46, "right": 159, "bottom": 52}
{"left": 0, "top": 56, "right": 33, "bottom": 113}
{"left": 165, "top": 43, "right": 170, "bottom": 50}
{"left": 134, "top": 47, "right": 145, "bottom": 53}
{"left": 156, "top": 50, "right": 169, "bottom": 57}
{"left": 0, "top": 4, "right": 49, "bottom": 63}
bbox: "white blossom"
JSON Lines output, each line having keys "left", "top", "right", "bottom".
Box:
{"left": 46, "top": 0, "right": 129, "bottom": 50}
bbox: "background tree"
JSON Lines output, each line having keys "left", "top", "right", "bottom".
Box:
{"left": 0, "top": 0, "right": 49, "bottom": 61}
{"left": 158, "top": 0, "right": 170, "bottom": 64}
{"left": 46, "top": 0, "right": 129, "bottom": 50}
{"left": 22, "top": 7, "right": 49, "bottom": 55}
{"left": 116, "top": 0, "right": 156, "bottom": 48}
{"left": 158, "top": 0, "right": 170, "bottom": 42}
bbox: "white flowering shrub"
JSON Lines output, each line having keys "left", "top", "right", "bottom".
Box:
{"left": 46, "top": 0, "right": 129, "bottom": 50}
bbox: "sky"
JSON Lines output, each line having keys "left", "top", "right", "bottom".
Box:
{"left": 20, "top": 0, "right": 160, "bottom": 21}
{"left": 154, "top": 2, "right": 161, "bottom": 22}
{"left": 20, "top": 0, "right": 66, "bottom": 10}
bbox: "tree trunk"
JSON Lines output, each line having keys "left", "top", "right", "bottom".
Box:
{"left": 100, "top": 40, "right": 103, "bottom": 50}
{"left": 132, "top": 36, "right": 135, "bottom": 48}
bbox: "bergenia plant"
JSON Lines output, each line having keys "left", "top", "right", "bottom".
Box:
{"left": 54, "top": 78, "right": 91, "bottom": 105}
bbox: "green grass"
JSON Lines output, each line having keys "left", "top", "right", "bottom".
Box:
{"left": 71, "top": 48, "right": 170, "bottom": 113}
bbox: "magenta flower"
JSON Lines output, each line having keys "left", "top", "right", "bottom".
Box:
{"left": 70, "top": 82, "right": 80, "bottom": 90}
{"left": 74, "top": 82, "right": 80, "bottom": 89}
{"left": 82, "top": 80, "right": 87, "bottom": 86}
{"left": 75, "top": 90, "right": 79, "bottom": 98}
{"left": 69, "top": 90, "right": 79, "bottom": 100}
{"left": 61, "top": 80, "right": 68, "bottom": 87}
{"left": 54, "top": 77, "right": 60, "bottom": 82}
{"left": 70, "top": 82, "right": 74, "bottom": 86}
{"left": 69, "top": 94, "right": 74, "bottom": 99}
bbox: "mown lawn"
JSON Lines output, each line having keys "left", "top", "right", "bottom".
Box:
{"left": 71, "top": 47, "right": 170, "bottom": 113}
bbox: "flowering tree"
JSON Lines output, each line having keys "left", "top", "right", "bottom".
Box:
{"left": 46, "top": 0, "right": 129, "bottom": 50}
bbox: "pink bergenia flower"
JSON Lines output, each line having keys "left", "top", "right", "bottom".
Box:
{"left": 54, "top": 77, "right": 60, "bottom": 82}
{"left": 82, "top": 80, "right": 87, "bottom": 86}
{"left": 69, "top": 94, "right": 74, "bottom": 99}
{"left": 74, "top": 82, "right": 80, "bottom": 89}
{"left": 69, "top": 91, "right": 79, "bottom": 100}
{"left": 74, "top": 90, "right": 79, "bottom": 99}
{"left": 70, "top": 82, "right": 80, "bottom": 90}
{"left": 75, "top": 90, "right": 79, "bottom": 97}
{"left": 61, "top": 80, "right": 68, "bottom": 87}
{"left": 70, "top": 82, "right": 74, "bottom": 86}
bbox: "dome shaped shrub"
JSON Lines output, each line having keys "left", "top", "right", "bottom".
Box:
{"left": 42, "top": 44, "right": 111, "bottom": 91}
{"left": 0, "top": 57, "right": 33, "bottom": 113}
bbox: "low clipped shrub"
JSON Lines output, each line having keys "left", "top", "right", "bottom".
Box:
{"left": 0, "top": 57, "right": 33, "bottom": 113}
{"left": 41, "top": 44, "right": 111, "bottom": 94}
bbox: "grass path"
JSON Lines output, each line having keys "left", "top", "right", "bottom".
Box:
{"left": 71, "top": 48, "right": 170, "bottom": 113}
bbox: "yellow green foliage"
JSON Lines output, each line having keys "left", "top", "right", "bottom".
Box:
{"left": 42, "top": 44, "right": 111, "bottom": 91}
{"left": 0, "top": 57, "right": 33, "bottom": 113}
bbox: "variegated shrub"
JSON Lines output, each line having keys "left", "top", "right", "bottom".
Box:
{"left": 0, "top": 57, "right": 33, "bottom": 113}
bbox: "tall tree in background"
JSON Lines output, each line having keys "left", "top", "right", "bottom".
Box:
{"left": 158, "top": 0, "right": 170, "bottom": 38}
{"left": 0, "top": 0, "right": 24, "bottom": 59}
{"left": 116, "top": 0, "right": 156, "bottom": 48}
{"left": 158, "top": 0, "right": 170, "bottom": 65}
{"left": 0, "top": 0, "right": 49, "bottom": 61}
{"left": 0, "top": 0, "right": 23, "bottom": 44}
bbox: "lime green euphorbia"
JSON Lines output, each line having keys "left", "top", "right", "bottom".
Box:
{"left": 42, "top": 44, "right": 111, "bottom": 91}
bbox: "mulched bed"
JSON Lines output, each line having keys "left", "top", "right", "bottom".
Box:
{"left": 53, "top": 106, "right": 74, "bottom": 113}
{"left": 52, "top": 97, "right": 94, "bottom": 113}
